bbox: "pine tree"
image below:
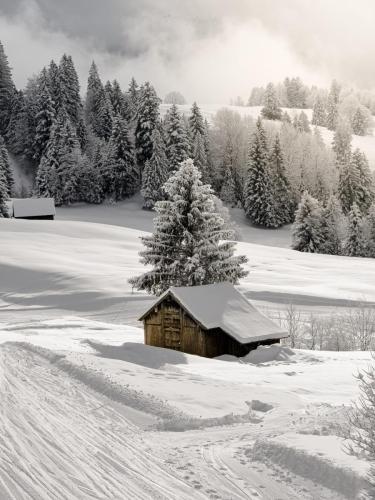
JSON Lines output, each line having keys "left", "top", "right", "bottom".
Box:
{"left": 0, "top": 135, "right": 13, "bottom": 195}
{"left": 6, "top": 89, "right": 25, "bottom": 154}
{"left": 110, "top": 79, "right": 129, "bottom": 119}
{"left": 135, "top": 82, "right": 160, "bottom": 168}
{"left": 269, "top": 135, "right": 293, "bottom": 225}
{"left": 365, "top": 203, "right": 375, "bottom": 257}
{"left": 85, "top": 61, "right": 106, "bottom": 138}
{"left": 59, "top": 54, "right": 82, "bottom": 126}
{"left": 326, "top": 80, "right": 341, "bottom": 131}
{"left": 320, "top": 195, "right": 344, "bottom": 255}
{"left": 164, "top": 104, "right": 190, "bottom": 172}
{"left": 345, "top": 203, "right": 365, "bottom": 256}
{"left": 104, "top": 115, "right": 138, "bottom": 200}
{"left": 33, "top": 68, "right": 55, "bottom": 162}
{"left": 141, "top": 127, "right": 168, "bottom": 209}
{"left": 292, "top": 191, "right": 325, "bottom": 253}
{"left": 193, "top": 131, "right": 210, "bottom": 184}
{"left": 188, "top": 102, "right": 205, "bottom": 141}
{"left": 332, "top": 118, "right": 352, "bottom": 166}
{"left": 352, "top": 107, "right": 367, "bottom": 136}
{"left": 298, "top": 111, "right": 311, "bottom": 133}
{"left": 129, "top": 159, "right": 248, "bottom": 295}
{"left": 261, "top": 83, "right": 282, "bottom": 120}
{"left": 0, "top": 41, "right": 15, "bottom": 136}
{"left": 311, "top": 95, "right": 326, "bottom": 127}
{"left": 0, "top": 164, "right": 9, "bottom": 217}
{"left": 47, "top": 60, "right": 64, "bottom": 114}
{"left": 128, "top": 77, "right": 139, "bottom": 118}
{"left": 76, "top": 154, "right": 104, "bottom": 204}
{"left": 352, "top": 149, "right": 374, "bottom": 213}
{"left": 98, "top": 93, "right": 113, "bottom": 141}
{"left": 220, "top": 167, "right": 237, "bottom": 207}
{"left": 244, "top": 118, "right": 278, "bottom": 227}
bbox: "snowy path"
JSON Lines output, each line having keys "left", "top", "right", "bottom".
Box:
{"left": 0, "top": 344, "right": 198, "bottom": 500}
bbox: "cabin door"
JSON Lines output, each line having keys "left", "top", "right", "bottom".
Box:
{"left": 163, "top": 305, "right": 181, "bottom": 350}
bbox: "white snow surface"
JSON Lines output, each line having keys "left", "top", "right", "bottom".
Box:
{"left": 1, "top": 214, "right": 374, "bottom": 498}
{"left": 143, "top": 283, "right": 288, "bottom": 343}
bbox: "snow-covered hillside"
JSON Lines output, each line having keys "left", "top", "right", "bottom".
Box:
{"left": 1, "top": 217, "right": 374, "bottom": 498}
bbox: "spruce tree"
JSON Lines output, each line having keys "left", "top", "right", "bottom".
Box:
{"left": 365, "top": 203, "right": 375, "bottom": 257}
{"left": 298, "top": 111, "right": 311, "bottom": 133}
{"left": 0, "top": 165, "right": 9, "bottom": 217}
{"left": 5, "top": 89, "right": 25, "bottom": 154}
{"left": 281, "top": 111, "right": 291, "bottom": 124}
{"left": 128, "top": 77, "right": 139, "bottom": 117}
{"left": 326, "top": 80, "right": 341, "bottom": 131}
{"left": 85, "top": 61, "right": 105, "bottom": 138}
{"left": 345, "top": 203, "right": 365, "bottom": 257}
{"left": 0, "top": 41, "right": 15, "bottom": 136}
{"left": 33, "top": 68, "right": 55, "bottom": 162}
{"left": 104, "top": 115, "right": 138, "bottom": 200}
{"left": 352, "top": 107, "right": 367, "bottom": 136}
{"left": 110, "top": 79, "right": 129, "bottom": 120}
{"left": 220, "top": 167, "right": 237, "bottom": 207}
{"left": 135, "top": 82, "right": 160, "bottom": 168}
{"left": 47, "top": 60, "right": 64, "bottom": 114}
{"left": 269, "top": 135, "right": 293, "bottom": 225}
{"left": 59, "top": 54, "right": 82, "bottom": 126}
{"left": 164, "top": 104, "right": 190, "bottom": 172}
{"left": 193, "top": 131, "right": 210, "bottom": 184}
{"left": 320, "top": 195, "right": 344, "bottom": 255}
{"left": 311, "top": 95, "right": 326, "bottom": 127}
{"left": 0, "top": 135, "right": 13, "bottom": 196}
{"left": 292, "top": 191, "right": 325, "bottom": 253}
{"left": 261, "top": 83, "right": 282, "bottom": 120}
{"left": 188, "top": 102, "right": 205, "bottom": 141}
{"left": 244, "top": 118, "right": 278, "bottom": 227}
{"left": 129, "top": 159, "right": 248, "bottom": 295}
{"left": 141, "top": 127, "right": 168, "bottom": 209}
{"left": 352, "top": 148, "right": 374, "bottom": 213}
{"left": 332, "top": 118, "right": 352, "bottom": 166}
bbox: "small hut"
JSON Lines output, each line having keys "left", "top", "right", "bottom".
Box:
{"left": 11, "top": 198, "right": 56, "bottom": 220}
{"left": 139, "top": 282, "right": 288, "bottom": 358}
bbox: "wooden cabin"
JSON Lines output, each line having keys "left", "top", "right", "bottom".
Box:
{"left": 139, "top": 283, "right": 289, "bottom": 358}
{"left": 11, "top": 198, "right": 56, "bottom": 220}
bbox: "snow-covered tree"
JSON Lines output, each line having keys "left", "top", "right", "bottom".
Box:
{"left": 59, "top": 54, "right": 81, "bottom": 126}
{"left": 345, "top": 203, "right": 366, "bottom": 256}
{"left": 85, "top": 62, "right": 106, "bottom": 138}
{"left": 281, "top": 111, "right": 291, "bottom": 123}
{"left": 193, "top": 131, "right": 210, "bottom": 184}
{"left": 47, "top": 60, "right": 64, "bottom": 115}
{"left": 0, "top": 41, "right": 15, "bottom": 136}
{"left": 164, "top": 91, "right": 186, "bottom": 105}
{"left": 269, "top": 135, "right": 293, "bottom": 225}
{"left": 351, "top": 107, "right": 368, "bottom": 136}
{"left": 326, "top": 80, "right": 341, "bottom": 131}
{"left": 220, "top": 167, "right": 237, "bottom": 207}
{"left": 188, "top": 102, "right": 205, "bottom": 141}
{"left": 364, "top": 204, "right": 375, "bottom": 258}
{"left": 244, "top": 118, "right": 278, "bottom": 227}
{"left": 33, "top": 68, "right": 55, "bottom": 162}
{"left": 0, "top": 165, "right": 9, "bottom": 217}
{"left": 128, "top": 77, "right": 139, "bottom": 118}
{"left": 0, "top": 135, "right": 14, "bottom": 195}
{"left": 261, "top": 83, "right": 282, "bottom": 120}
{"left": 104, "top": 115, "right": 138, "bottom": 200}
{"left": 129, "top": 159, "right": 248, "bottom": 295}
{"left": 135, "top": 82, "right": 161, "bottom": 168}
{"left": 339, "top": 149, "right": 373, "bottom": 215}
{"left": 164, "top": 104, "right": 190, "bottom": 172}
{"left": 311, "top": 95, "right": 326, "bottom": 127}
{"left": 320, "top": 195, "right": 344, "bottom": 255}
{"left": 141, "top": 127, "right": 168, "bottom": 209}
{"left": 332, "top": 117, "right": 352, "bottom": 166}
{"left": 292, "top": 191, "right": 325, "bottom": 253}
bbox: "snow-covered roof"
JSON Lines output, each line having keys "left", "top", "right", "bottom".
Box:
{"left": 12, "top": 198, "right": 56, "bottom": 217}
{"left": 140, "top": 283, "right": 288, "bottom": 344}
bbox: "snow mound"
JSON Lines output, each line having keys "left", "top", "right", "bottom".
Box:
{"left": 251, "top": 433, "right": 370, "bottom": 499}
{"left": 218, "top": 345, "right": 322, "bottom": 365}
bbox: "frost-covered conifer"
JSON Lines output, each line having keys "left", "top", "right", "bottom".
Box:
{"left": 0, "top": 41, "right": 15, "bottom": 136}
{"left": 130, "top": 159, "right": 248, "bottom": 295}
{"left": 141, "top": 127, "right": 168, "bottom": 209}
{"left": 339, "top": 149, "right": 373, "bottom": 215}
{"left": 188, "top": 102, "right": 205, "bottom": 140}
{"left": 33, "top": 68, "right": 55, "bottom": 162}
{"left": 326, "top": 80, "right": 341, "bottom": 131}
{"left": 244, "top": 118, "right": 278, "bottom": 227}
{"left": 269, "top": 135, "right": 293, "bottom": 225}
{"left": 220, "top": 167, "right": 237, "bottom": 207}
{"left": 135, "top": 82, "right": 161, "bottom": 168}
{"left": 364, "top": 204, "right": 375, "bottom": 257}
{"left": 320, "top": 195, "right": 344, "bottom": 255}
{"left": 311, "top": 95, "right": 326, "bottom": 127}
{"left": 298, "top": 111, "right": 311, "bottom": 133}
{"left": 345, "top": 203, "right": 366, "bottom": 256}
{"left": 332, "top": 117, "right": 352, "bottom": 166}
{"left": 193, "top": 131, "right": 210, "bottom": 184}
{"left": 351, "top": 107, "right": 367, "bottom": 136}
{"left": 0, "top": 135, "right": 13, "bottom": 196}
{"left": 261, "top": 83, "right": 282, "bottom": 120}
{"left": 164, "top": 104, "right": 190, "bottom": 172}
{"left": 59, "top": 54, "right": 82, "bottom": 125}
{"left": 128, "top": 77, "right": 139, "bottom": 117}
{"left": 281, "top": 111, "right": 291, "bottom": 123}
{"left": 104, "top": 115, "right": 137, "bottom": 200}
{"left": 0, "top": 165, "right": 9, "bottom": 217}
{"left": 47, "top": 60, "right": 64, "bottom": 114}
{"left": 292, "top": 191, "right": 325, "bottom": 253}
{"left": 85, "top": 62, "right": 106, "bottom": 138}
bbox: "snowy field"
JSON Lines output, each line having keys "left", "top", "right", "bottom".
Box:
{"left": 1, "top": 214, "right": 375, "bottom": 498}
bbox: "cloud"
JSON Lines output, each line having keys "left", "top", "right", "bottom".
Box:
{"left": 0, "top": 0, "right": 374, "bottom": 103}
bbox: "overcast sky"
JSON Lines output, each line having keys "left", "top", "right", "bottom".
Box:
{"left": 1, "top": 0, "right": 374, "bottom": 103}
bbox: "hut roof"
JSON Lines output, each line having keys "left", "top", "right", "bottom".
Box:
{"left": 139, "top": 282, "right": 288, "bottom": 344}
{"left": 12, "top": 198, "right": 56, "bottom": 217}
